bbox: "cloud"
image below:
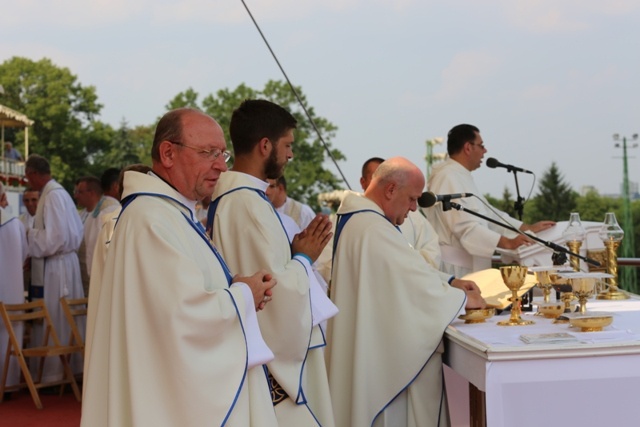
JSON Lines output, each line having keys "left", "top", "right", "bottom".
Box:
{"left": 0, "top": 0, "right": 368, "bottom": 28}
{"left": 433, "top": 50, "right": 501, "bottom": 102}
{"left": 501, "top": 0, "right": 640, "bottom": 34}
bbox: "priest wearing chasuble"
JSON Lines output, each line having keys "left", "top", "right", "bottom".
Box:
{"left": 326, "top": 157, "right": 485, "bottom": 427}
{"left": 427, "top": 124, "right": 555, "bottom": 277}
{"left": 209, "top": 99, "right": 336, "bottom": 426}
{"left": 81, "top": 108, "right": 278, "bottom": 427}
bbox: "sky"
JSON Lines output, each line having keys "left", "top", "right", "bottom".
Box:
{"left": 2, "top": 0, "right": 640, "bottom": 201}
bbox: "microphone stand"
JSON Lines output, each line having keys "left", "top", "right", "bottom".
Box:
{"left": 441, "top": 200, "right": 601, "bottom": 312}
{"left": 442, "top": 200, "right": 601, "bottom": 267}
{"left": 511, "top": 170, "right": 525, "bottom": 220}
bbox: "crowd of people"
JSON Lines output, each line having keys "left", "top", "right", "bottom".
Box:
{"left": 0, "top": 99, "right": 555, "bottom": 427}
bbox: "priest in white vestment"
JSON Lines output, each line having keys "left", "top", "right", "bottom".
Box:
{"left": 24, "top": 155, "right": 85, "bottom": 382}
{"left": 81, "top": 108, "right": 278, "bottom": 427}
{"left": 19, "top": 187, "right": 39, "bottom": 231}
{"left": 327, "top": 157, "right": 486, "bottom": 427}
{"left": 266, "top": 176, "right": 316, "bottom": 230}
{"left": 0, "top": 187, "right": 29, "bottom": 388}
{"left": 427, "top": 124, "right": 555, "bottom": 277}
{"left": 360, "top": 157, "right": 480, "bottom": 290}
{"left": 209, "top": 99, "right": 335, "bottom": 426}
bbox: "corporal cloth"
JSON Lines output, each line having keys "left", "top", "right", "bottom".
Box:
{"left": 427, "top": 158, "right": 522, "bottom": 277}
{"left": 326, "top": 192, "right": 465, "bottom": 427}
{"left": 27, "top": 179, "right": 85, "bottom": 382}
{"left": 0, "top": 214, "right": 28, "bottom": 386}
{"left": 210, "top": 171, "right": 335, "bottom": 427}
{"left": 81, "top": 171, "right": 277, "bottom": 427}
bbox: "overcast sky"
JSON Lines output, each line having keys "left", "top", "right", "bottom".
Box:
{"left": 2, "top": 0, "right": 639, "bottom": 202}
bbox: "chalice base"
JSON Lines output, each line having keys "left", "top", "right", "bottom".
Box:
{"left": 579, "top": 326, "right": 605, "bottom": 332}
{"left": 497, "top": 317, "right": 535, "bottom": 326}
{"left": 596, "top": 290, "right": 629, "bottom": 300}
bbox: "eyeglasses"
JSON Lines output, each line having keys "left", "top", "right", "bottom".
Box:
{"left": 168, "top": 140, "right": 231, "bottom": 163}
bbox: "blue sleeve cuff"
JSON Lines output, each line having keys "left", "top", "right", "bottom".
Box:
{"left": 293, "top": 252, "right": 313, "bottom": 265}
{"left": 448, "top": 276, "right": 455, "bottom": 285}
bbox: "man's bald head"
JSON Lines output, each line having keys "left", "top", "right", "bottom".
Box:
{"left": 365, "top": 157, "right": 424, "bottom": 225}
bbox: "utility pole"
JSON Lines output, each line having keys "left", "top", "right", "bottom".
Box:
{"left": 613, "top": 133, "right": 639, "bottom": 294}
{"left": 425, "top": 137, "right": 445, "bottom": 180}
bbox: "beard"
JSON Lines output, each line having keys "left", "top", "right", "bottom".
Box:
{"left": 264, "top": 148, "right": 285, "bottom": 179}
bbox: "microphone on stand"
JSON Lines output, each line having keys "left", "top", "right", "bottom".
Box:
{"left": 418, "top": 191, "right": 473, "bottom": 208}
{"left": 486, "top": 157, "right": 533, "bottom": 174}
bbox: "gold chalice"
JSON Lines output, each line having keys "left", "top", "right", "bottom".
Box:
{"left": 497, "top": 265, "right": 535, "bottom": 326}
{"left": 570, "top": 277, "right": 596, "bottom": 314}
{"left": 535, "top": 269, "right": 555, "bottom": 303}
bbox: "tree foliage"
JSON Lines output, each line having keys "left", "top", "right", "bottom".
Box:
{"left": 528, "top": 162, "right": 578, "bottom": 222}
{"left": 173, "top": 81, "right": 346, "bottom": 210}
{"left": 0, "top": 57, "right": 109, "bottom": 188}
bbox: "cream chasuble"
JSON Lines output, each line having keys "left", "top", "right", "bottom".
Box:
{"left": 427, "top": 158, "right": 523, "bottom": 276}
{"left": 0, "top": 215, "right": 28, "bottom": 386}
{"left": 326, "top": 192, "right": 465, "bottom": 427}
{"left": 81, "top": 172, "right": 277, "bottom": 427}
{"left": 400, "top": 209, "right": 451, "bottom": 283}
{"left": 210, "top": 171, "right": 335, "bottom": 427}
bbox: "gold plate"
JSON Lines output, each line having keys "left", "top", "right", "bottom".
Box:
{"left": 458, "top": 308, "right": 496, "bottom": 324}
{"left": 569, "top": 315, "right": 613, "bottom": 332}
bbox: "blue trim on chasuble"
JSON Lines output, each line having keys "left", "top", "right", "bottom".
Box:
{"left": 119, "top": 192, "right": 249, "bottom": 424}
{"left": 209, "top": 186, "right": 318, "bottom": 410}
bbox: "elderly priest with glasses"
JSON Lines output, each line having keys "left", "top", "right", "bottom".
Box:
{"left": 82, "top": 108, "right": 279, "bottom": 427}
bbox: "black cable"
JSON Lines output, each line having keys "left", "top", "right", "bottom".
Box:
{"left": 240, "top": 0, "right": 352, "bottom": 190}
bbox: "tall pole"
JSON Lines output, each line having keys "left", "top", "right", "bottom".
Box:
{"left": 615, "top": 133, "right": 638, "bottom": 294}
{"left": 425, "top": 137, "right": 444, "bottom": 181}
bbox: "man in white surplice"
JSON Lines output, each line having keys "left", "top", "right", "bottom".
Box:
{"left": 327, "top": 157, "right": 485, "bottom": 427}
{"left": 81, "top": 108, "right": 278, "bottom": 427}
{"left": 209, "top": 99, "right": 336, "bottom": 426}
{"left": 24, "top": 154, "right": 85, "bottom": 382}
{"left": 0, "top": 183, "right": 29, "bottom": 388}
{"left": 428, "top": 124, "right": 555, "bottom": 277}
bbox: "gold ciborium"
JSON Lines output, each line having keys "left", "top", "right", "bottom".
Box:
{"left": 497, "top": 265, "right": 535, "bottom": 326}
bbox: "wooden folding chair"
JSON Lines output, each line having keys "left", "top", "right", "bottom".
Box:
{"left": 0, "top": 300, "right": 83, "bottom": 409}
{"left": 60, "top": 297, "right": 88, "bottom": 351}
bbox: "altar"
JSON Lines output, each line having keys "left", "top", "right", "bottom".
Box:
{"left": 444, "top": 298, "right": 640, "bottom": 427}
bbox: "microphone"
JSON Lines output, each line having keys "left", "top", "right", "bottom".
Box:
{"left": 486, "top": 157, "right": 533, "bottom": 174}
{"left": 418, "top": 191, "right": 473, "bottom": 208}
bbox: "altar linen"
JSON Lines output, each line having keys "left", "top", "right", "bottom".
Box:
{"left": 327, "top": 191, "right": 465, "bottom": 427}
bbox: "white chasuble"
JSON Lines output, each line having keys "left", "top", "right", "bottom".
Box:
{"left": 81, "top": 172, "right": 277, "bottom": 427}
{"left": 0, "top": 215, "right": 28, "bottom": 386}
{"left": 326, "top": 192, "right": 465, "bottom": 427}
{"left": 211, "top": 171, "right": 335, "bottom": 427}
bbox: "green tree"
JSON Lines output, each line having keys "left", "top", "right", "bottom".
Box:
{"left": 0, "top": 57, "right": 107, "bottom": 189}
{"left": 574, "top": 189, "right": 619, "bottom": 222}
{"left": 92, "top": 119, "right": 144, "bottom": 169}
{"left": 530, "top": 162, "right": 578, "bottom": 222}
{"left": 168, "top": 81, "right": 346, "bottom": 211}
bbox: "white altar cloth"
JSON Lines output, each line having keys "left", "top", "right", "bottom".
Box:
{"left": 445, "top": 298, "right": 640, "bottom": 427}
